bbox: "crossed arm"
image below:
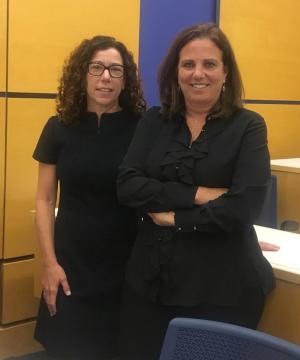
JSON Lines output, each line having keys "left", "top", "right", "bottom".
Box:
{"left": 118, "top": 110, "right": 279, "bottom": 252}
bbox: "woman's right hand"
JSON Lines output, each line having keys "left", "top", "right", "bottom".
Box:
{"left": 195, "top": 186, "right": 229, "bottom": 205}
{"left": 41, "top": 263, "right": 71, "bottom": 316}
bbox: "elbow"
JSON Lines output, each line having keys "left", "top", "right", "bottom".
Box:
{"left": 116, "top": 184, "right": 128, "bottom": 205}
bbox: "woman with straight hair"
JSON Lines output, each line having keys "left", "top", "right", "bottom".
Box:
{"left": 117, "top": 23, "right": 275, "bottom": 360}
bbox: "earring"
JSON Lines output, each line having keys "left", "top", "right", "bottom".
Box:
{"left": 222, "top": 82, "right": 226, "bottom": 93}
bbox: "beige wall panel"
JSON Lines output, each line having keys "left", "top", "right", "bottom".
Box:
{"left": 0, "top": 0, "right": 7, "bottom": 91}
{"left": 4, "top": 98, "right": 55, "bottom": 258}
{"left": 220, "top": 0, "right": 300, "bottom": 100}
{"left": 272, "top": 170, "right": 300, "bottom": 233}
{"left": 8, "top": 0, "right": 140, "bottom": 93}
{"left": 258, "top": 280, "right": 300, "bottom": 345}
{"left": 1, "top": 259, "right": 39, "bottom": 324}
{"left": 0, "top": 321, "right": 42, "bottom": 359}
{"left": 245, "top": 104, "right": 300, "bottom": 159}
{"left": 0, "top": 99, "right": 5, "bottom": 259}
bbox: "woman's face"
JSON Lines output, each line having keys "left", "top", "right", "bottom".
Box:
{"left": 177, "top": 38, "right": 227, "bottom": 111}
{"left": 86, "top": 48, "right": 125, "bottom": 114}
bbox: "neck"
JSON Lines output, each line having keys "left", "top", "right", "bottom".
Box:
{"left": 185, "top": 102, "right": 211, "bottom": 119}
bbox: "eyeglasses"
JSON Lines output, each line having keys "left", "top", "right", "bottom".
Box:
{"left": 88, "top": 62, "right": 125, "bottom": 78}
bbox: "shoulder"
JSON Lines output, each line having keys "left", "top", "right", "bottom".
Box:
{"left": 232, "top": 108, "right": 265, "bottom": 125}
{"left": 38, "top": 115, "right": 70, "bottom": 146}
{"left": 46, "top": 115, "right": 62, "bottom": 126}
{"left": 136, "top": 106, "right": 167, "bottom": 135}
{"left": 226, "top": 108, "right": 267, "bottom": 134}
{"left": 33, "top": 116, "right": 64, "bottom": 163}
{"left": 43, "top": 115, "right": 66, "bottom": 133}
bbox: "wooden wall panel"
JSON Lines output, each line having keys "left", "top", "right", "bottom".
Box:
{"left": 271, "top": 170, "right": 300, "bottom": 233}
{"left": 0, "top": 99, "right": 5, "bottom": 259}
{"left": 0, "top": 321, "right": 42, "bottom": 359}
{"left": 245, "top": 104, "right": 300, "bottom": 159}
{"left": 0, "top": 0, "right": 6, "bottom": 91}
{"left": 1, "top": 259, "right": 39, "bottom": 324}
{"left": 220, "top": 0, "right": 300, "bottom": 100}
{"left": 8, "top": 0, "right": 140, "bottom": 93}
{"left": 258, "top": 279, "right": 300, "bottom": 345}
{"left": 4, "top": 98, "right": 55, "bottom": 258}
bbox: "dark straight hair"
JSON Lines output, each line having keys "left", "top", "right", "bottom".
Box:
{"left": 158, "top": 23, "right": 244, "bottom": 119}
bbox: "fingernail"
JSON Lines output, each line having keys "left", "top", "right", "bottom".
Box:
{"left": 66, "top": 290, "right": 71, "bottom": 296}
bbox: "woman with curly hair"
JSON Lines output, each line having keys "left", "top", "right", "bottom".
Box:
{"left": 33, "top": 35, "right": 145, "bottom": 359}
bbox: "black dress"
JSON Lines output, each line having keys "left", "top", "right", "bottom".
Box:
{"left": 33, "top": 110, "right": 138, "bottom": 359}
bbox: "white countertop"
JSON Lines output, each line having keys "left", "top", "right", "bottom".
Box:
{"left": 271, "top": 158, "right": 300, "bottom": 173}
{"left": 255, "top": 225, "right": 300, "bottom": 284}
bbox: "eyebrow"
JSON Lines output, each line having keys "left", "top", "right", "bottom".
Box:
{"left": 204, "top": 58, "right": 219, "bottom": 62}
{"left": 89, "top": 61, "right": 123, "bottom": 66}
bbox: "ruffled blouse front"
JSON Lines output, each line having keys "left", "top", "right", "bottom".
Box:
{"left": 160, "top": 116, "right": 209, "bottom": 185}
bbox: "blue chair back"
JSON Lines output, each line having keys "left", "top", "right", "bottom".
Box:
{"left": 159, "top": 318, "right": 300, "bottom": 360}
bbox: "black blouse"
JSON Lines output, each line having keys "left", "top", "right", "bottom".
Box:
{"left": 117, "top": 107, "right": 275, "bottom": 306}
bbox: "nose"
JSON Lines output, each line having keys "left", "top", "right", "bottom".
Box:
{"left": 101, "top": 68, "right": 111, "bottom": 81}
{"left": 193, "top": 65, "right": 205, "bottom": 78}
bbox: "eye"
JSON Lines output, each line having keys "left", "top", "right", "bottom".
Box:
{"left": 90, "top": 63, "right": 103, "bottom": 71}
{"left": 204, "top": 61, "right": 217, "bottom": 69}
{"left": 110, "top": 65, "right": 124, "bottom": 77}
{"left": 181, "top": 61, "right": 195, "bottom": 69}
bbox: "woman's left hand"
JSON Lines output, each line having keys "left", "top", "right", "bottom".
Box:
{"left": 148, "top": 211, "right": 175, "bottom": 226}
{"left": 259, "top": 241, "right": 280, "bottom": 251}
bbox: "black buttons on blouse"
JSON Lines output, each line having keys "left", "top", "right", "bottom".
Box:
{"left": 175, "top": 225, "right": 198, "bottom": 232}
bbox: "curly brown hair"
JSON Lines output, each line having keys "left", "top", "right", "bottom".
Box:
{"left": 56, "top": 35, "right": 146, "bottom": 125}
{"left": 158, "top": 23, "right": 244, "bottom": 119}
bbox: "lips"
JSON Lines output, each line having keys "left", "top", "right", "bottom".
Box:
{"left": 96, "top": 88, "right": 113, "bottom": 92}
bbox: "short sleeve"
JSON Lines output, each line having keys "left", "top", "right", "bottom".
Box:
{"left": 33, "top": 117, "right": 60, "bottom": 164}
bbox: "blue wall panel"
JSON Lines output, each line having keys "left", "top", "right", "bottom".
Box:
{"left": 139, "top": 0, "right": 217, "bottom": 106}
